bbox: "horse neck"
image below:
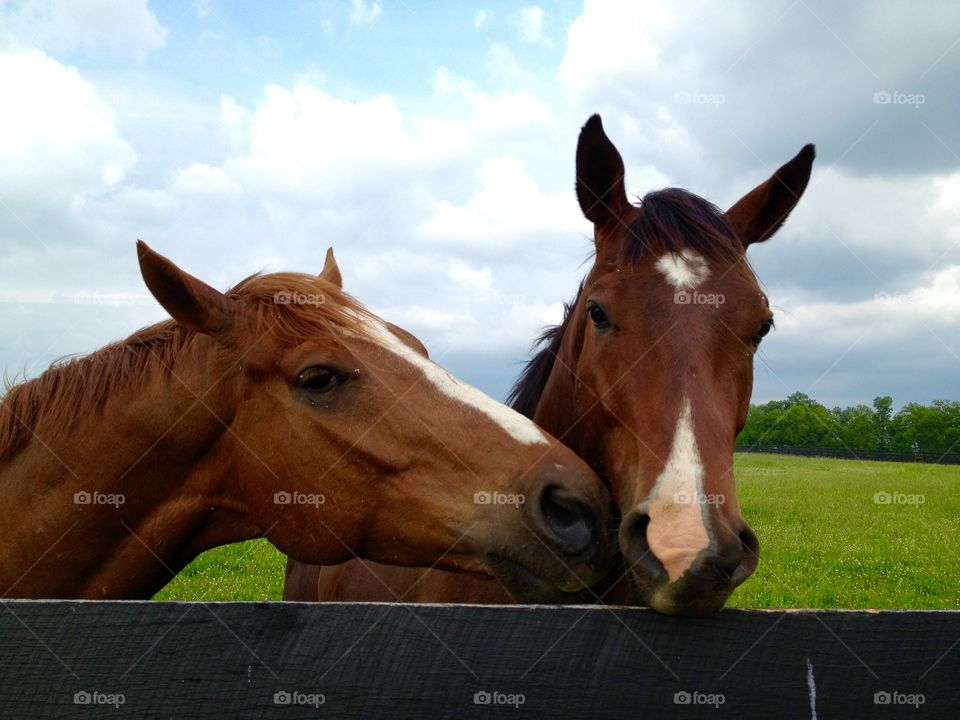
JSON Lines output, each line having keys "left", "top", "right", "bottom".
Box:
{"left": 0, "top": 337, "right": 257, "bottom": 599}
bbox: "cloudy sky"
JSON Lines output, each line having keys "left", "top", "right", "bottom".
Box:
{"left": 1, "top": 0, "right": 958, "bottom": 409}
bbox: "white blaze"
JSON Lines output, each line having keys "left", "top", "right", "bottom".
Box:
{"left": 363, "top": 319, "right": 549, "bottom": 446}
{"left": 655, "top": 250, "right": 710, "bottom": 290}
{"left": 644, "top": 397, "right": 711, "bottom": 582}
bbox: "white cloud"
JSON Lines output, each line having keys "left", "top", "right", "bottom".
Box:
{"left": 485, "top": 43, "right": 536, "bottom": 86}
{"left": 222, "top": 84, "right": 430, "bottom": 202}
{"left": 219, "top": 95, "right": 251, "bottom": 151}
{"left": 431, "top": 68, "right": 552, "bottom": 141}
{"left": 743, "top": 165, "right": 960, "bottom": 306}
{"left": 419, "top": 156, "right": 585, "bottom": 249}
{"left": 349, "top": 0, "right": 381, "bottom": 25}
{"left": 448, "top": 261, "right": 492, "bottom": 290}
{"left": 0, "top": 50, "right": 135, "bottom": 218}
{"left": 557, "top": 0, "right": 960, "bottom": 180}
{"left": 1, "top": 0, "right": 167, "bottom": 55}
{"left": 800, "top": 169, "right": 960, "bottom": 263}
{"left": 172, "top": 163, "right": 243, "bottom": 199}
{"left": 756, "top": 264, "right": 960, "bottom": 405}
{"left": 558, "top": 0, "right": 667, "bottom": 89}
{"left": 781, "top": 264, "right": 960, "bottom": 349}
{"left": 517, "top": 5, "right": 547, "bottom": 44}
{"left": 2, "top": 1, "right": 958, "bottom": 407}
{"left": 213, "top": 72, "right": 569, "bottom": 252}
{"left": 376, "top": 305, "right": 464, "bottom": 335}
{"left": 380, "top": 297, "right": 565, "bottom": 356}
{"left": 474, "top": 10, "right": 488, "bottom": 29}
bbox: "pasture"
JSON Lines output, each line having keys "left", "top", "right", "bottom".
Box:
{"left": 156, "top": 453, "right": 960, "bottom": 608}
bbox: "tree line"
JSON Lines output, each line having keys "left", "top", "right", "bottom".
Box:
{"left": 737, "top": 393, "right": 960, "bottom": 456}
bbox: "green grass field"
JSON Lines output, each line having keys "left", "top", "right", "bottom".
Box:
{"left": 155, "top": 453, "right": 960, "bottom": 609}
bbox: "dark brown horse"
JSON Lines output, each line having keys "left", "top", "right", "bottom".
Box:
{"left": 0, "top": 242, "right": 614, "bottom": 599}
{"left": 284, "top": 115, "right": 814, "bottom": 615}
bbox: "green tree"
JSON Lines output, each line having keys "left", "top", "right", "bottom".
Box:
{"left": 739, "top": 393, "right": 960, "bottom": 456}
{"left": 873, "top": 395, "right": 893, "bottom": 449}
{"left": 836, "top": 404, "right": 876, "bottom": 449}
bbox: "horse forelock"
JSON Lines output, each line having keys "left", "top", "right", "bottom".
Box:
{"left": 621, "top": 188, "right": 743, "bottom": 267}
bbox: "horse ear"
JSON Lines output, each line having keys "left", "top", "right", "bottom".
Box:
{"left": 385, "top": 321, "right": 429, "bottom": 359}
{"left": 576, "top": 114, "right": 631, "bottom": 228}
{"left": 319, "top": 247, "right": 343, "bottom": 289}
{"left": 724, "top": 144, "right": 815, "bottom": 247}
{"left": 137, "top": 240, "right": 234, "bottom": 335}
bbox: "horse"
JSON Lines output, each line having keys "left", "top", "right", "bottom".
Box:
{"left": 0, "top": 241, "right": 615, "bottom": 600}
{"left": 284, "top": 114, "right": 815, "bottom": 615}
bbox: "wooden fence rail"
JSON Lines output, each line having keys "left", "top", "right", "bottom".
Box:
{"left": 736, "top": 444, "right": 960, "bottom": 465}
{"left": 1, "top": 601, "right": 958, "bottom": 718}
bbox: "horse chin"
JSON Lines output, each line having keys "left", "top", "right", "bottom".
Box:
{"left": 629, "top": 572, "right": 733, "bottom": 617}
{"left": 485, "top": 554, "right": 595, "bottom": 604}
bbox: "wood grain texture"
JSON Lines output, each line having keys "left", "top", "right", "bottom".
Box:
{"left": 1, "top": 602, "right": 957, "bottom": 718}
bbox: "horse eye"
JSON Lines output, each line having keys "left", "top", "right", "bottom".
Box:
{"left": 299, "top": 367, "right": 343, "bottom": 393}
{"left": 587, "top": 302, "right": 610, "bottom": 329}
{"left": 754, "top": 318, "right": 774, "bottom": 345}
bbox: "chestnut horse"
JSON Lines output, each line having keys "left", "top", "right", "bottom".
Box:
{"left": 0, "top": 241, "right": 613, "bottom": 599}
{"left": 284, "top": 115, "right": 814, "bottom": 615}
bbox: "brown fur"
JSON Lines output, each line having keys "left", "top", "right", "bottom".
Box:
{"left": 0, "top": 273, "right": 370, "bottom": 463}
{"left": 0, "top": 245, "right": 612, "bottom": 599}
{"left": 285, "top": 114, "right": 815, "bottom": 615}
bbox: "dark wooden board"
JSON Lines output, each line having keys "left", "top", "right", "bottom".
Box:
{"left": 1, "top": 602, "right": 957, "bottom": 718}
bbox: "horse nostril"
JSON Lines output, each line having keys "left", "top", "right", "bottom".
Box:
{"left": 739, "top": 525, "right": 760, "bottom": 559}
{"left": 619, "top": 510, "right": 667, "bottom": 582}
{"left": 730, "top": 524, "right": 761, "bottom": 586}
{"left": 537, "top": 485, "right": 595, "bottom": 556}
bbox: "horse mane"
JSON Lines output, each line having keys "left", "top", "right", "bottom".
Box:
{"left": 0, "top": 272, "right": 372, "bottom": 463}
{"left": 507, "top": 188, "right": 742, "bottom": 417}
{"left": 507, "top": 283, "right": 582, "bottom": 418}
